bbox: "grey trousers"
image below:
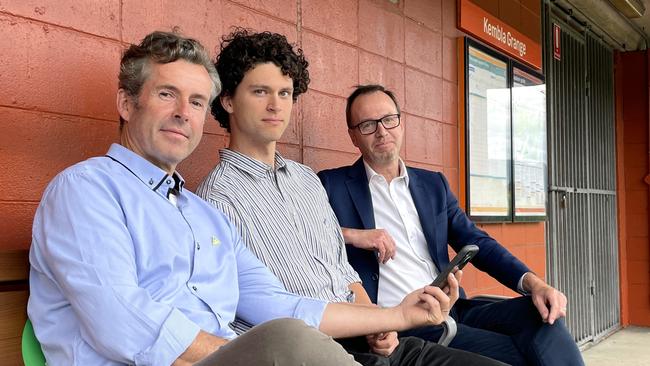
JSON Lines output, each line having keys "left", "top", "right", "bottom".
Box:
{"left": 194, "top": 318, "right": 361, "bottom": 366}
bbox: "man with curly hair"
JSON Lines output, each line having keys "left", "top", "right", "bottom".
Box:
{"left": 197, "top": 29, "right": 504, "bottom": 366}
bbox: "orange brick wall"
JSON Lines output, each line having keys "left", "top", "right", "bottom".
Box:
{"left": 465, "top": 222, "right": 546, "bottom": 297}
{"left": 0, "top": 0, "right": 545, "bottom": 296}
{"left": 615, "top": 50, "right": 650, "bottom": 326}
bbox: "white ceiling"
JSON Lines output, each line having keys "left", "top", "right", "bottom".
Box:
{"left": 628, "top": 0, "right": 650, "bottom": 39}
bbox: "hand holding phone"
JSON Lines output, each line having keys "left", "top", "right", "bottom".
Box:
{"left": 431, "top": 245, "right": 479, "bottom": 288}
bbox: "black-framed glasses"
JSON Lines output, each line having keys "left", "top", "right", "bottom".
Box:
{"left": 350, "top": 114, "right": 401, "bottom": 135}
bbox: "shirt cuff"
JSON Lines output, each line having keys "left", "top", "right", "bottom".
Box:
{"left": 292, "top": 297, "right": 328, "bottom": 329}
{"left": 134, "top": 308, "right": 201, "bottom": 365}
{"left": 343, "top": 271, "right": 362, "bottom": 287}
{"left": 517, "top": 272, "right": 531, "bottom": 295}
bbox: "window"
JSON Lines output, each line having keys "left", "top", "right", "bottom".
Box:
{"left": 463, "top": 38, "right": 547, "bottom": 222}
{"left": 512, "top": 66, "right": 547, "bottom": 220}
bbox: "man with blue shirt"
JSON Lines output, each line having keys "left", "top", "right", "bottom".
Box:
{"left": 318, "top": 84, "right": 585, "bottom": 365}
{"left": 28, "top": 32, "right": 467, "bottom": 366}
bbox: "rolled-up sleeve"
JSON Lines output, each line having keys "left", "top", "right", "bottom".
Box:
{"left": 336, "top": 231, "right": 362, "bottom": 286}
{"left": 134, "top": 308, "right": 200, "bottom": 365}
{"left": 341, "top": 264, "right": 362, "bottom": 287}
{"left": 331, "top": 214, "right": 362, "bottom": 286}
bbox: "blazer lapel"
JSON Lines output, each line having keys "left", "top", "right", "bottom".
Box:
{"left": 346, "top": 158, "right": 376, "bottom": 229}
{"left": 408, "top": 168, "right": 441, "bottom": 270}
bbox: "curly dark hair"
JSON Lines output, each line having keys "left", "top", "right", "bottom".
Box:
{"left": 119, "top": 30, "right": 220, "bottom": 129}
{"left": 213, "top": 28, "right": 310, "bottom": 131}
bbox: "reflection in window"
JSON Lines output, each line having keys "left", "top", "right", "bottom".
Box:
{"left": 513, "top": 68, "right": 547, "bottom": 218}
{"left": 468, "top": 46, "right": 511, "bottom": 219}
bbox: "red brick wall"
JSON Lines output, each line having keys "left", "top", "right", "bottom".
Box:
{"left": 0, "top": 0, "right": 545, "bottom": 296}
{"left": 615, "top": 50, "right": 650, "bottom": 326}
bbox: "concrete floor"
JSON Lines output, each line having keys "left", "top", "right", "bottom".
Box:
{"left": 581, "top": 326, "right": 650, "bottom": 366}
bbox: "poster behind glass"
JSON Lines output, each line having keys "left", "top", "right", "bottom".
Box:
{"left": 467, "top": 45, "right": 511, "bottom": 220}
{"left": 512, "top": 67, "right": 547, "bottom": 220}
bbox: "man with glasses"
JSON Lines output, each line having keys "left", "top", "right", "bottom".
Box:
{"left": 318, "top": 84, "right": 584, "bottom": 366}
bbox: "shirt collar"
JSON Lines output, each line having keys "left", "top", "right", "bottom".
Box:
{"left": 105, "top": 143, "right": 185, "bottom": 193}
{"left": 219, "top": 148, "right": 287, "bottom": 179}
{"left": 363, "top": 159, "right": 409, "bottom": 185}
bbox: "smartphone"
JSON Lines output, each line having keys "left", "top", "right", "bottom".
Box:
{"left": 430, "top": 245, "right": 479, "bottom": 288}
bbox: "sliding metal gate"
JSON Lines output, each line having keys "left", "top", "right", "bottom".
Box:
{"left": 544, "top": 6, "right": 620, "bottom": 347}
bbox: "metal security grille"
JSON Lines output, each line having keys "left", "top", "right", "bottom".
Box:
{"left": 544, "top": 7, "right": 619, "bottom": 347}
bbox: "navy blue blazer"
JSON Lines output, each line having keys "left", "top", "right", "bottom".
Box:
{"left": 318, "top": 158, "right": 530, "bottom": 303}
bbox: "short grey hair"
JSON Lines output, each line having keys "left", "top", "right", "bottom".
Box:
{"left": 118, "top": 30, "right": 221, "bottom": 128}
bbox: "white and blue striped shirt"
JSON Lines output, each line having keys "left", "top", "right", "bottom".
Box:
{"left": 197, "top": 149, "right": 361, "bottom": 309}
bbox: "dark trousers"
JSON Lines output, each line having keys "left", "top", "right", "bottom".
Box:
{"left": 399, "top": 296, "right": 584, "bottom": 366}
{"left": 337, "top": 335, "right": 507, "bottom": 366}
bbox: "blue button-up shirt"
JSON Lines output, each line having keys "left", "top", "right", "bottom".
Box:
{"left": 28, "top": 144, "right": 327, "bottom": 366}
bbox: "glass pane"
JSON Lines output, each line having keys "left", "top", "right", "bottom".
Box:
{"left": 467, "top": 45, "right": 511, "bottom": 219}
{"left": 512, "top": 67, "right": 547, "bottom": 218}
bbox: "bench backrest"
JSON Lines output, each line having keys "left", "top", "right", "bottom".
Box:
{"left": 0, "top": 249, "right": 30, "bottom": 366}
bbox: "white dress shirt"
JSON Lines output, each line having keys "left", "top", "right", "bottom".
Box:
{"left": 365, "top": 160, "right": 439, "bottom": 307}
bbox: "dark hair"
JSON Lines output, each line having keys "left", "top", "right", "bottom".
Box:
{"left": 118, "top": 30, "right": 221, "bottom": 128}
{"left": 213, "top": 28, "right": 310, "bottom": 132}
{"left": 346, "top": 84, "right": 401, "bottom": 127}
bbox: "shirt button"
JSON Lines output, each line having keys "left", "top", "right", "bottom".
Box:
{"left": 196, "top": 242, "right": 201, "bottom": 250}
{"left": 192, "top": 285, "right": 198, "bottom": 291}
{"left": 371, "top": 274, "right": 379, "bottom": 281}
{"left": 166, "top": 179, "right": 172, "bottom": 184}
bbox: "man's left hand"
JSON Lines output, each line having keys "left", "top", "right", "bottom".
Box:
{"left": 525, "top": 273, "right": 567, "bottom": 324}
